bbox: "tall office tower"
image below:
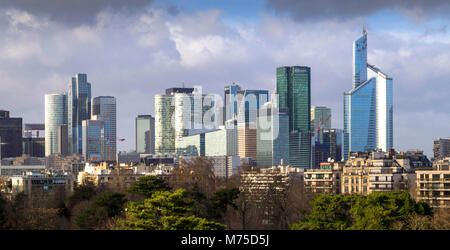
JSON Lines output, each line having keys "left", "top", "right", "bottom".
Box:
{"left": 23, "top": 124, "right": 45, "bottom": 157}
{"left": 136, "top": 115, "right": 155, "bottom": 154}
{"left": 238, "top": 122, "right": 257, "bottom": 160}
{"left": 45, "top": 94, "right": 68, "bottom": 156}
{"left": 433, "top": 138, "right": 450, "bottom": 160}
{"left": 68, "top": 73, "right": 92, "bottom": 155}
{"left": 313, "top": 129, "right": 343, "bottom": 168}
{"left": 277, "top": 66, "right": 312, "bottom": 169}
{"left": 0, "top": 110, "right": 23, "bottom": 159}
{"left": 155, "top": 87, "right": 218, "bottom": 156}
{"left": 224, "top": 83, "right": 269, "bottom": 162}
{"left": 92, "top": 96, "right": 116, "bottom": 160}
{"left": 57, "top": 125, "right": 69, "bottom": 156}
{"left": 311, "top": 106, "right": 331, "bottom": 142}
{"left": 82, "top": 118, "right": 105, "bottom": 162}
{"left": 344, "top": 28, "right": 393, "bottom": 161}
{"left": 154, "top": 87, "right": 194, "bottom": 155}
{"left": 224, "top": 83, "right": 269, "bottom": 124}
{"left": 23, "top": 124, "right": 45, "bottom": 138}
{"left": 256, "top": 99, "right": 289, "bottom": 167}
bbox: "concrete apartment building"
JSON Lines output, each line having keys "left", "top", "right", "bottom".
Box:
{"left": 304, "top": 161, "right": 344, "bottom": 194}
{"left": 78, "top": 162, "right": 143, "bottom": 189}
{"left": 416, "top": 157, "right": 450, "bottom": 209}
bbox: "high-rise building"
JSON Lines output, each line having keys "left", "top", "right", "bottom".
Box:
{"left": 311, "top": 106, "right": 331, "bottom": 142}
{"left": 57, "top": 125, "right": 69, "bottom": 156}
{"left": 277, "top": 66, "right": 312, "bottom": 168}
{"left": 23, "top": 124, "right": 45, "bottom": 138}
{"left": 0, "top": 110, "right": 23, "bottom": 159}
{"left": 45, "top": 94, "right": 68, "bottom": 156}
{"left": 312, "top": 129, "right": 343, "bottom": 168}
{"left": 68, "top": 73, "right": 92, "bottom": 155}
{"left": 82, "top": 118, "right": 105, "bottom": 162}
{"left": 224, "top": 83, "right": 269, "bottom": 124}
{"left": 136, "top": 115, "right": 155, "bottom": 154}
{"left": 23, "top": 124, "right": 45, "bottom": 157}
{"left": 92, "top": 96, "right": 116, "bottom": 160}
{"left": 344, "top": 29, "right": 393, "bottom": 161}
{"left": 204, "top": 120, "right": 238, "bottom": 157}
{"left": 154, "top": 87, "right": 217, "bottom": 156}
{"left": 154, "top": 94, "right": 175, "bottom": 155}
{"left": 224, "top": 84, "right": 269, "bottom": 162}
{"left": 433, "top": 138, "right": 450, "bottom": 160}
{"left": 256, "top": 98, "right": 289, "bottom": 167}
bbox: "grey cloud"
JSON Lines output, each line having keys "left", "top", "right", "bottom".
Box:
{"left": 0, "top": 0, "right": 154, "bottom": 26}
{"left": 266, "top": 0, "right": 450, "bottom": 21}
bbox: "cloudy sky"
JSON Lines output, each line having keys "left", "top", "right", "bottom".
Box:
{"left": 0, "top": 0, "right": 449, "bottom": 157}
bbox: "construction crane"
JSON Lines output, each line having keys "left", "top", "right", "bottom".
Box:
{"left": 311, "top": 114, "right": 332, "bottom": 137}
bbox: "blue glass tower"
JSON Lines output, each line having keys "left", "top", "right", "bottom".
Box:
{"left": 68, "top": 73, "right": 92, "bottom": 155}
{"left": 344, "top": 28, "right": 393, "bottom": 161}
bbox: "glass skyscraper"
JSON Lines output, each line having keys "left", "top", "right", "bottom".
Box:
{"left": 92, "top": 96, "right": 116, "bottom": 160}
{"left": 256, "top": 100, "right": 289, "bottom": 167}
{"left": 136, "top": 115, "right": 155, "bottom": 154}
{"left": 45, "top": 93, "right": 67, "bottom": 156}
{"left": 68, "top": 73, "right": 92, "bottom": 155}
{"left": 82, "top": 118, "right": 105, "bottom": 161}
{"left": 224, "top": 83, "right": 269, "bottom": 124}
{"left": 344, "top": 29, "right": 393, "bottom": 161}
{"left": 277, "top": 66, "right": 312, "bottom": 169}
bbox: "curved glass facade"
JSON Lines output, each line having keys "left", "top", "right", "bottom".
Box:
{"left": 45, "top": 93, "right": 67, "bottom": 156}
{"left": 155, "top": 94, "right": 175, "bottom": 155}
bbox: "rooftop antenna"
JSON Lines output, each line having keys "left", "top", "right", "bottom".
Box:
{"left": 362, "top": 24, "right": 367, "bottom": 36}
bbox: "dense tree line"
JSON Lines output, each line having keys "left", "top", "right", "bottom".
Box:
{"left": 0, "top": 157, "right": 449, "bottom": 230}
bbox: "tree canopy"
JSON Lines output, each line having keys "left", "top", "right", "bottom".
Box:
{"left": 290, "top": 191, "right": 433, "bottom": 230}
{"left": 118, "top": 189, "right": 225, "bottom": 230}
{"left": 127, "top": 176, "right": 171, "bottom": 198}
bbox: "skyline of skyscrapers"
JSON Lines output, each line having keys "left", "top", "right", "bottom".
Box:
{"left": 344, "top": 29, "right": 394, "bottom": 161}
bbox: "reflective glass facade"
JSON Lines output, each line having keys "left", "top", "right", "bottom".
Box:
{"left": 136, "top": 115, "right": 155, "bottom": 154}
{"left": 92, "top": 96, "right": 116, "bottom": 160}
{"left": 68, "top": 74, "right": 91, "bottom": 155}
{"left": 353, "top": 31, "right": 367, "bottom": 88}
{"left": 256, "top": 104, "right": 289, "bottom": 167}
{"left": 224, "top": 84, "right": 269, "bottom": 124}
{"left": 154, "top": 94, "right": 175, "bottom": 154}
{"left": 344, "top": 31, "right": 393, "bottom": 161}
{"left": 277, "top": 66, "right": 312, "bottom": 168}
{"left": 45, "top": 94, "right": 67, "bottom": 156}
{"left": 82, "top": 119, "right": 105, "bottom": 161}
{"left": 204, "top": 125, "right": 238, "bottom": 156}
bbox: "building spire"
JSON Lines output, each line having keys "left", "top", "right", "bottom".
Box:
{"left": 362, "top": 25, "right": 367, "bottom": 36}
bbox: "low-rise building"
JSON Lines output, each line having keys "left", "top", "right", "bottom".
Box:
{"left": 416, "top": 157, "right": 450, "bottom": 209}
{"left": 45, "top": 154, "right": 85, "bottom": 176}
{"left": 10, "top": 172, "right": 74, "bottom": 196}
{"left": 78, "top": 162, "right": 143, "bottom": 189}
{"left": 0, "top": 165, "right": 46, "bottom": 176}
{"left": 341, "top": 150, "right": 413, "bottom": 195}
{"left": 180, "top": 155, "right": 240, "bottom": 179}
{"left": 304, "top": 161, "right": 344, "bottom": 194}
